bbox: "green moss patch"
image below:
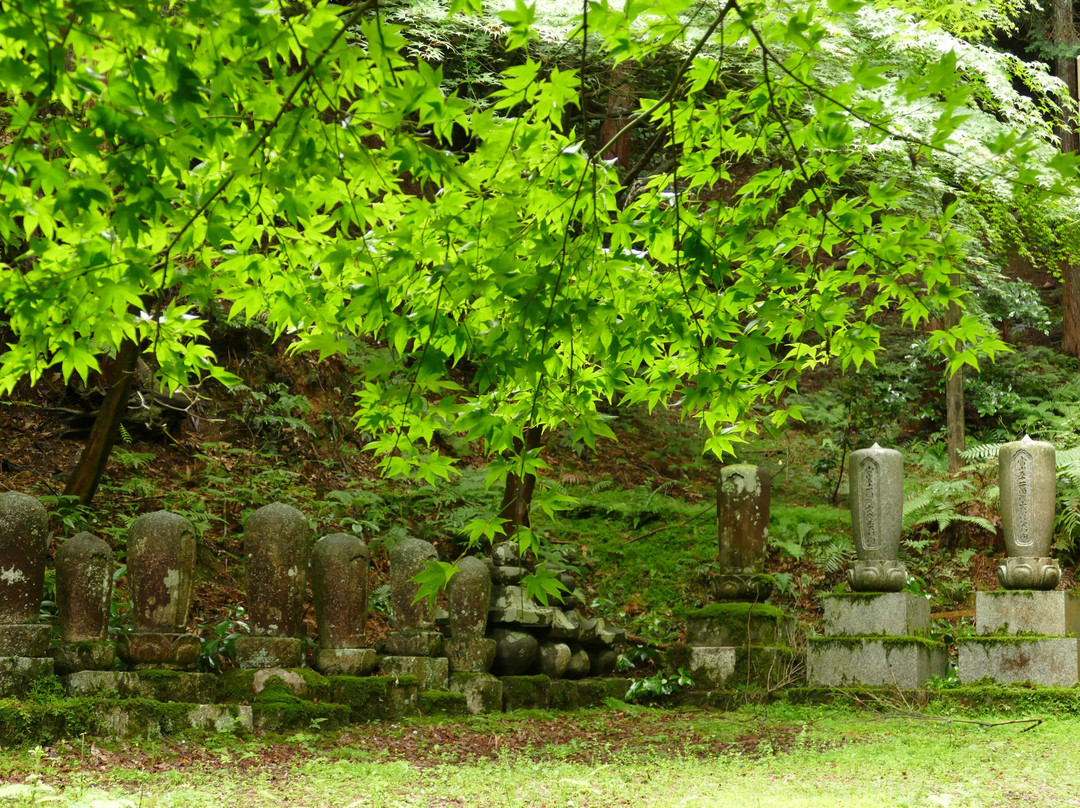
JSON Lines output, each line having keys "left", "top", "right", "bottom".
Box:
{"left": 684, "top": 601, "right": 788, "bottom": 622}
{"left": 501, "top": 675, "right": 550, "bottom": 712}
{"left": 418, "top": 690, "right": 468, "bottom": 717}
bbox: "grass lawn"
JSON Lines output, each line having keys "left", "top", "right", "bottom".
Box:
{"left": 0, "top": 702, "right": 1075, "bottom": 808}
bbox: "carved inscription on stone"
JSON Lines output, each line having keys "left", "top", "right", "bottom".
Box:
{"left": 1013, "top": 449, "right": 1033, "bottom": 548}
{"left": 860, "top": 457, "right": 879, "bottom": 552}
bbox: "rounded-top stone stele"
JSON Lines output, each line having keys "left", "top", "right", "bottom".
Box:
{"left": 127, "top": 510, "right": 197, "bottom": 632}
{"left": 244, "top": 502, "right": 312, "bottom": 637}
{"left": 56, "top": 531, "right": 113, "bottom": 643}
{"left": 0, "top": 491, "right": 49, "bottom": 625}
{"left": 998, "top": 435, "right": 1059, "bottom": 590}
{"left": 447, "top": 555, "right": 492, "bottom": 638}
{"left": 310, "top": 532, "right": 369, "bottom": 649}
{"left": 389, "top": 537, "right": 439, "bottom": 630}
{"left": 847, "top": 444, "right": 906, "bottom": 592}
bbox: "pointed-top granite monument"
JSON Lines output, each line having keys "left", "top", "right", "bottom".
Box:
{"left": 847, "top": 443, "right": 906, "bottom": 592}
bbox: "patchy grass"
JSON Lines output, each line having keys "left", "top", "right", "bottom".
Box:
{"left": 0, "top": 704, "right": 1075, "bottom": 807}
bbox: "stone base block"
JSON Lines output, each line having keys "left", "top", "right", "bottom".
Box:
{"left": 233, "top": 636, "right": 303, "bottom": 669}
{"left": 48, "top": 641, "right": 114, "bottom": 675}
{"left": 327, "top": 675, "right": 419, "bottom": 720}
{"left": 117, "top": 632, "right": 200, "bottom": 669}
{"left": 314, "top": 648, "right": 376, "bottom": 676}
{"left": 575, "top": 679, "right": 608, "bottom": 708}
{"left": 686, "top": 602, "right": 795, "bottom": 647}
{"left": 218, "top": 667, "right": 329, "bottom": 702}
{"left": 957, "top": 637, "right": 1080, "bottom": 686}
{"left": 822, "top": 593, "right": 930, "bottom": 637}
{"left": 807, "top": 638, "right": 946, "bottom": 689}
{"left": 419, "top": 690, "right": 468, "bottom": 717}
{"left": 0, "top": 656, "right": 55, "bottom": 697}
{"left": 252, "top": 700, "right": 350, "bottom": 733}
{"left": 846, "top": 560, "right": 907, "bottom": 593}
{"left": 501, "top": 674, "right": 550, "bottom": 711}
{"left": 975, "top": 591, "right": 1080, "bottom": 636}
{"left": 450, "top": 672, "right": 503, "bottom": 714}
{"left": 66, "top": 670, "right": 221, "bottom": 702}
{"left": 550, "top": 679, "right": 579, "bottom": 711}
{"left": 63, "top": 671, "right": 140, "bottom": 698}
{"left": 383, "top": 630, "right": 443, "bottom": 657}
{"left": 685, "top": 647, "right": 736, "bottom": 689}
{"left": 0, "top": 624, "right": 51, "bottom": 657}
{"left": 445, "top": 637, "right": 496, "bottom": 673}
{"left": 603, "top": 678, "right": 631, "bottom": 702}
{"left": 379, "top": 655, "right": 449, "bottom": 690}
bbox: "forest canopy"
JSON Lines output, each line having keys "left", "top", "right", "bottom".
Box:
{"left": 0, "top": 0, "right": 1078, "bottom": 550}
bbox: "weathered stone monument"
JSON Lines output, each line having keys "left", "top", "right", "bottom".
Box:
{"left": 234, "top": 503, "right": 312, "bottom": 669}
{"left": 680, "top": 464, "right": 802, "bottom": 692}
{"left": 808, "top": 445, "right": 946, "bottom": 688}
{"left": 0, "top": 492, "right": 54, "bottom": 694}
{"left": 957, "top": 437, "right": 1079, "bottom": 685}
{"left": 50, "top": 532, "right": 115, "bottom": 674}
{"left": 445, "top": 555, "right": 501, "bottom": 713}
{"left": 117, "top": 511, "right": 200, "bottom": 669}
{"left": 310, "top": 533, "right": 375, "bottom": 676}
{"left": 378, "top": 538, "right": 449, "bottom": 690}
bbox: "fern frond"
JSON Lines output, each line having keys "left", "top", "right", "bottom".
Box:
{"left": 960, "top": 442, "right": 1002, "bottom": 462}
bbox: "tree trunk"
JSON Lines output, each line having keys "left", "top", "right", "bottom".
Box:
{"left": 498, "top": 425, "right": 544, "bottom": 537}
{"left": 64, "top": 339, "right": 140, "bottom": 505}
{"left": 944, "top": 305, "right": 966, "bottom": 472}
{"left": 1052, "top": 0, "right": 1079, "bottom": 154}
{"left": 1064, "top": 262, "right": 1080, "bottom": 356}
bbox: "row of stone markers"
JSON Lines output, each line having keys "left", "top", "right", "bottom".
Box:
{"left": 0, "top": 496, "right": 630, "bottom": 732}
{"left": 809, "top": 436, "right": 1079, "bottom": 688}
{"left": 680, "top": 436, "right": 1080, "bottom": 694}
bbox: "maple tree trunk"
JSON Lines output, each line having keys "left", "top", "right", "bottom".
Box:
{"left": 498, "top": 425, "right": 544, "bottom": 536}
{"left": 64, "top": 339, "right": 139, "bottom": 505}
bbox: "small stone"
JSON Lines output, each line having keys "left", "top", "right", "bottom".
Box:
{"left": 444, "top": 637, "right": 497, "bottom": 673}
{"left": 448, "top": 556, "right": 491, "bottom": 638}
{"left": 253, "top": 667, "right": 310, "bottom": 696}
{"left": 490, "top": 628, "right": 538, "bottom": 675}
{"left": 578, "top": 617, "right": 599, "bottom": 644}
{"left": 0, "top": 492, "right": 48, "bottom": 625}
{"left": 538, "top": 641, "right": 571, "bottom": 679}
{"left": 389, "top": 538, "right": 438, "bottom": 630}
{"left": 56, "top": 532, "right": 112, "bottom": 643}
{"left": 491, "top": 542, "right": 520, "bottom": 567}
{"left": 244, "top": 503, "right": 312, "bottom": 637}
{"left": 233, "top": 636, "right": 304, "bottom": 669}
{"left": 548, "top": 609, "right": 582, "bottom": 641}
{"left": 311, "top": 533, "right": 369, "bottom": 649}
{"left": 565, "top": 645, "right": 590, "bottom": 678}
{"left": 492, "top": 565, "right": 526, "bottom": 585}
{"left": 489, "top": 585, "right": 553, "bottom": 627}
{"left": 586, "top": 647, "right": 617, "bottom": 676}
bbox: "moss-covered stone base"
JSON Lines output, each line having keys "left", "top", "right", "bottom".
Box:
{"left": 0, "top": 698, "right": 252, "bottom": 746}
{"left": 449, "top": 672, "right": 502, "bottom": 715}
{"left": 418, "top": 690, "right": 468, "bottom": 717}
{"left": 550, "top": 679, "right": 579, "bottom": 711}
{"left": 0, "top": 657, "right": 55, "bottom": 699}
{"left": 501, "top": 675, "right": 550, "bottom": 711}
{"left": 685, "top": 602, "right": 795, "bottom": 648}
{"left": 326, "top": 675, "right": 419, "bottom": 721}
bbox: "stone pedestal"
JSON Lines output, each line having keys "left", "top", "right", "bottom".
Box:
{"left": 683, "top": 602, "right": 802, "bottom": 691}
{"left": 48, "top": 641, "right": 114, "bottom": 675}
{"left": 384, "top": 630, "right": 443, "bottom": 658}
{"left": 313, "top": 648, "right": 376, "bottom": 677}
{"left": 118, "top": 632, "right": 201, "bottom": 670}
{"left": 444, "top": 638, "right": 496, "bottom": 673}
{"left": 807, "top": 593, "right": 945, "bottom": 687}
{"left": 378, "top": 655, "right": 449, "bottom": 690}
{"left": 233, "top": 636, "right": 304, "bottom": 669}
{"left": 449, "top": 672, "right": 503, "bottom": 714}
{"left": 958, "top": 590, "right": 1080, "bottom": 686}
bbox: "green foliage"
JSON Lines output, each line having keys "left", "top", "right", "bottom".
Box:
{"left": 902, "top": 478, "right": 995, "bottom": 535}
{"left": 410, "top": 560, "right": 459, "bottom": 607}
{"left": 624, "top": 668, "right": 694, "bottom": 704}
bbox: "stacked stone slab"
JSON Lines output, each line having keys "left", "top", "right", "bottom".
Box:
{"left": 234, "top": 503, "right": 312, "bottom": 669}
{"left": 378, "top": 538, "right": 449, "bottom": 690}
{"left": 957, "top": 437, "right": 1079, "bottom": 686}
{"left": 445, "top": 555, "right": 502, "bottom": 713}
{"left": 50, "top": 532, "right": 114, "bottom": 674}
{"left": 117, "top": 511, "right": 201, "bottom": 670}
{"left": 682, "top": 465, "right": 802, "bottom": 690}
{"left": 311, "top": 533, "right": 375, "bottom": 676}
{"left": 808, "top": 445, "right": 946, "bottom": 688}
{"left": 0, "top": 493, "right": 54, "bottom": 694}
